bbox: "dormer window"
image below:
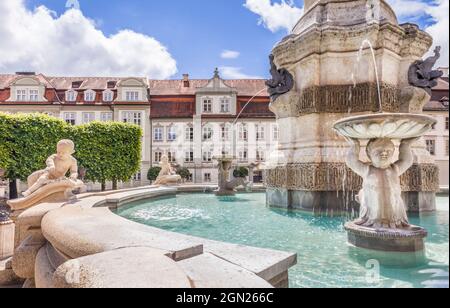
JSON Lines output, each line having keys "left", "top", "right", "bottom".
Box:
{"left": 126, "top": 91, "right": 139, "bottom": 101}
{"left": 72, "top": 81, "right": 83, "bottom": 89}
{"left": 16, "top": 89, "right": 27, "bottom": 101}
{"left": 84, "top": 90, "right": 96, "bottom": 102}
{"left": 29, "top": 90, "right": 39, "bottom": 101}
{"left": 103, "top": 90, "right": 114, "bottom": 102}
{"left": 107, "top": 81, "right": 117, "bottom": 89}
{"left": 66, "top": 90, "right": 77, "bottom": 102}
{"left": 203, "top": 98, "right": 212, "bottom": 113}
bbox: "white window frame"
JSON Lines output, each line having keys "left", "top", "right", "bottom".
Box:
{"left": 66, "top": 90, "right": 77, "bottom": 102}
{"left": 64, "top": 112, "right": 77, "bottom": 125}
{"left": 239, "top": 150, "right": 248, "bottom": 162}
{"left": 84, "top": 90, "right": 95, "bottom": 102}
{"left": 425, "top": 139, "right": 436, "bottom": 156}
{"left": 221, "top": 125, "right": 230, "bottom": 141}
{"left": 122, "top": 111, "right": 142, "bottom": 126}
{"left": 273, "top": 125, "right": 279, "bottom": 141}
{"left": 239, "top": 124, "right": 248, "bottom": 141}
{"left": 153, "top": 127, "right": 163, "bottom": 142}
{"left": 256, "top": 125, "right": 265, "bottom": 141}
{"left": 154, "top": 151, "right": 163, "bottom": 163}
{"left": 100, "top": 112, "right": 113, "bottom": 122}
{"left": 185, "top": 150, "right": 194, "bottom": 163}
{"left": 203, "top": 126, "right": 213, "bottom": 141}
{"left": 168, "top": 152, "right": 176, "bottom": 163}
{"left": 82, "top": 112, "right": 95, "bottom": 124}
{"left": 185, "top": 126, "right": 194, "bottom": 141}
{"left": 29, "top": 89, "right": 39, "bottom": 101}
{"left": 16, "top": 89, "right": 27, "bottom": 101}
{"left": 167, "top": 126, "right": 177, "bottom": 142}
{"left": 220, "top": 97, "right": 230, "bottom": 113}
{"left": 204, "top": 173, "right": 212, "bottom": 183}
{"left": 103, "top": 90, "right": 114, "bottom": 102}
{"left": 203, "top": 98, "right": 212, "bottom": 113}
{"left": 203, "top": 151, "right": 213, "bottom": 162}
{"left": 126, "top": 91, "right": 140, "bottom": 101}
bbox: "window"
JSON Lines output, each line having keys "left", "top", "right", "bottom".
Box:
{"left": 66, "top": 90, "right": 77, "bottom": 102}
{"left": 446, "top": 117, "right": 449, "bottom": 131}
{"left": 64, "top": 112, "right": 76, "bottom": 125}
{"left": 256, "top": 149, "right": 265, "bottom": 161}
{"left": 133, "top": 172, "right": 142, "bottom": 181}
{"left": 185, "top": 151, "right": 194, "bottom": 163}
{"left": 154, "top": 127, "right": 163, "bottom": 141}
{"left": 167, "top": 126, "right": 177, "bottom": 141}
{"left": 426, "top": 139, "right": 436, "bottom": 156}
{"left": 203, "top": 126, "right": 213, "bottom": 141}
{"left": 239, "top": 150, "right": 248, "bottom": 162}
{"left": 273, "top": 125, "right": 279, "bottom": 141}
{"left": 29, "top": 90, "right": 39, "bottom": 101}
{"left": 185, "top": 126, "right": 194, "bottom": 141}
{"left": 239, "top": 124, "right": 248, "bottom": 141}
{"left": 82, "top": 112, "right": 95, "bottom": 124}
{"left": 154, "top": 151, "right": 163, "bottom": 163}
{"left": 103, "top": 91, "right": 114, "bottom": 102}
{"left": 220, "top": 98, "right": 230, "bottom": 113}
{"left": 16, "top": 89, "right": 27, "bottom": 101}
{"left": 204, "top": 173, "right": 212, "bottom": 183}
{"left": 100, "top": 112, "right": 113, "bottom": 122}
{"left": 168, "top": 152, "right": 176, "bottom": 163}
{"left": 84, "top": 90, "right": 95, "bottom": 102}
{"left": 221, "top": 125, "right": 230, "bottom": 141}
{"left": 122, "top": 112, "right": 142, "bottom": 126}
{"left": 203, "top": 98, "right": 212, "bottom": 113}
{"left": 186, "top": 173, "right": 193, "bottom": 182}
{"left": 203, "top": 151, "right": 212, "bottom": 162}
{"left": 445, "top": 139, "right": 449, "bottom": 157}
{"left": 126, "top": 91, "right": 139, "bottom": 101}
{"left": 256, "top": 125, "right": 265, "bottom": 141}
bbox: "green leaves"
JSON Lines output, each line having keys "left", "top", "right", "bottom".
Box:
{"left": 147, "top": 167, "right": 161, "bottom": 182}
{"left": 0, "top": 113, "right": 142, "bottom": 185}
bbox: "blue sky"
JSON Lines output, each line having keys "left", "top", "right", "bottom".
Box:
{"left": 0, "top": 0, "right": 446, "bottom": 80}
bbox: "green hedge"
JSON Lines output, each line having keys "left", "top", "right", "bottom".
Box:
{"left": 0, "top": 112, "right": 142, "bottom": 189}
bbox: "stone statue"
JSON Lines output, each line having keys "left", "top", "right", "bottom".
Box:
{"left": 23, "top": 140, "right": 81, "bottom": 197}
{"left": 8, "top": 139, "right": 84, "bottom": 211}
{"left": 215, "top": 156, "right": 250, "bottom": 196}
{"left": 408, "top": 46, "right": 443, "bottom": 95}
{"left": 346, "top": 137, "right": 418, "bottom": 229}
{"left": 265, "top": 54, "right": 294, "bottom": 101}
{"left": 154, "top": 155, "right": 182, "bottom": 186}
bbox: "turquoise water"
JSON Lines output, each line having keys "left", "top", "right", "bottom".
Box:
{"left": 117, "top": 193, "right": 449, "bottom": 288}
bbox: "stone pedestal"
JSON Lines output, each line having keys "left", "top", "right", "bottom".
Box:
{"left": 0, "top": 219, "right": 15, "bottom": 260}
{"left": 266, "top": 0, "right": 439, "bottom": 214}
{"left": 345, "top": 222, "right": 428, "bottom": 253}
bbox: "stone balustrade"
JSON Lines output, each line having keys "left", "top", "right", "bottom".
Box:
{"left": 9, "top": 185, "right": 297, "bottom": 288}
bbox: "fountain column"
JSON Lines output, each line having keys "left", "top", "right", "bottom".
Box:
{"left": 266, "top": 0, "right": 439, "bottom": 214}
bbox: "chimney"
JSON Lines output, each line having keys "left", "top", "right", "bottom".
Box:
{"left": 15, "top": 72, "right": 36, "bottom": 76}
{"left": 183, "top": 74, "right": 190, "bottom": 87}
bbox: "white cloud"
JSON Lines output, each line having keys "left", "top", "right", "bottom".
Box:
{"left": 0, "top": 0, "right": 177, "bottom": 78}
{"left": 244, "top": 0, "right": 303, "bottom": 33}
{"left": 219, "top": 67, "right": 262, "bottom": 79}
{"left": 221, "top": 50, "right": 241, "bottom": 59}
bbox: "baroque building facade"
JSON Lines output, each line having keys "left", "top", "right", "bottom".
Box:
{"left": 0, "top": 70, "right": 448, "bottom": 190}
{"left": 0, "top": 70, "right": 275, "bottom": 189}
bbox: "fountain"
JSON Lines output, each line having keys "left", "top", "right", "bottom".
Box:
{"left": 265, "top": 0, "right": 440, "bottom": 215}
{"left": 334, "top": 113, "right": 436, "bottom": 252}
{"left": 214, "top": 155, "right": 249, "bottom": 196}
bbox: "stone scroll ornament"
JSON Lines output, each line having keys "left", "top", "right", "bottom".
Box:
{"left": 408, "top": 46, "right": 443, "bottom": 96}
{"left": 265, "top": 54, "right": 294, "bottom": 101}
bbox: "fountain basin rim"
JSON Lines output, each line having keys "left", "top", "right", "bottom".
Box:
{"left": 345, "top": 222, "right": 428, "bottom": 239}
{"left": 333, "top": 113, "right": 436, "bottom": 140}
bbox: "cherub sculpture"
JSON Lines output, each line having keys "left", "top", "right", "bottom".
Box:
{"left": 154, "top": 155, "right": 182, "bottom": 186}
{"left": 22, "top": 139, "right": 81, "bottom": 197}
{"left": 346, "top": 137, "right": 418, "bottom": 229}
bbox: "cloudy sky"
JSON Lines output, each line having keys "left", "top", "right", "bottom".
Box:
{"left": 0, "top": 0, "right": 448, "bottom": 79}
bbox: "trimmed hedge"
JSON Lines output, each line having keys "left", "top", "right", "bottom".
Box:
{"left": 0, "top": 112, "right": 142, "bottom": 191}
{"left": 233, "top": 167, "right": 249, "bottom": 178}
{"left": 147, "top": 167, "right": 161, "bottom": 182}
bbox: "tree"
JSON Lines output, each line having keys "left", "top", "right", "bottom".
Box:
{"left": 0, "top": 113, "right": 142, "bottom": 195}
{"left": 147, "top": 167, "right": 161, "bottom": 183}
{"left": 176, "top": 167, "right": 191, "bottom": 182}
{"left": 233, "top": 167, "right": 249, "bottom": 178}
{"left": 71, "top": 122, "right": 142, "bottom": 191}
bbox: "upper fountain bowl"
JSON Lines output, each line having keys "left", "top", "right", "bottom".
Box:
{"left": 333, "top": 113, "right": 436, "bottom": 140}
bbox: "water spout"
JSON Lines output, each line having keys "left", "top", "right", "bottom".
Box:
{"left": 358, "top": 39, "right": 383, "bottom": 113}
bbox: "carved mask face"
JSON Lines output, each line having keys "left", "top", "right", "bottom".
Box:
{"left": 367, "top": 138, "right": 395, "bottom": 169}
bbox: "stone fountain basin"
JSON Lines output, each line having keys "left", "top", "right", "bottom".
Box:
{"left": 333, "top": 113, "right": 436, "bottom": 140}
